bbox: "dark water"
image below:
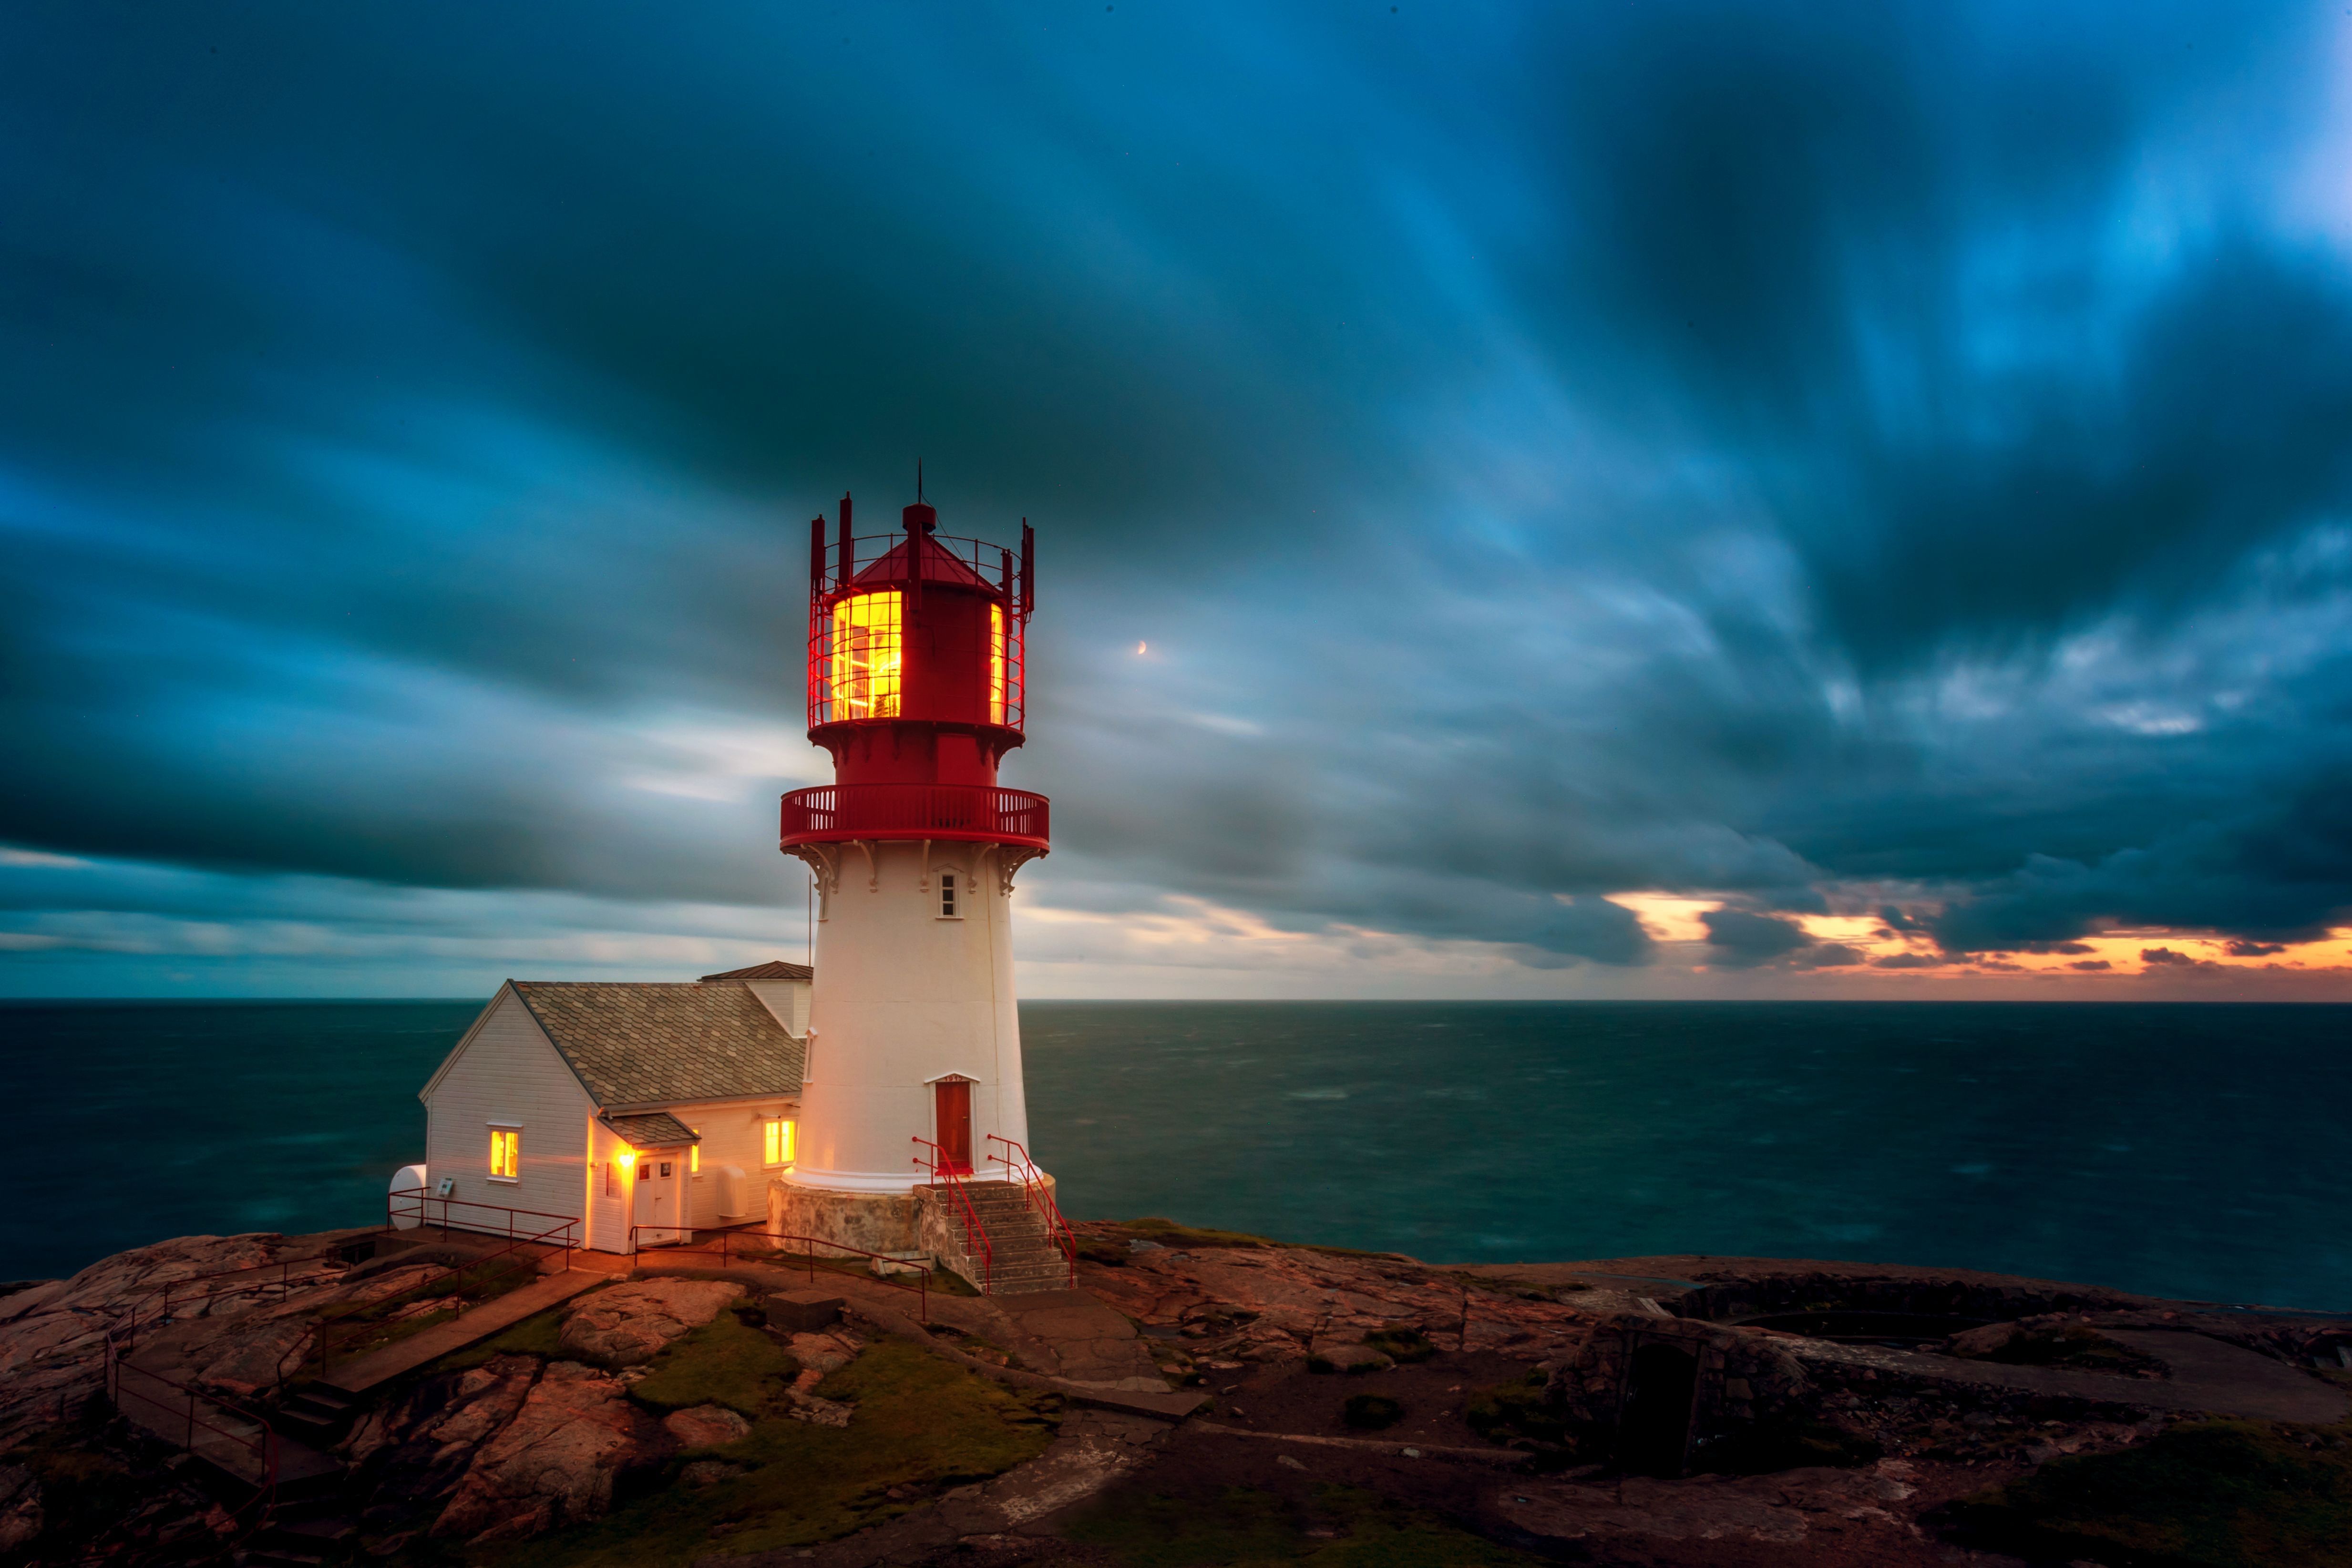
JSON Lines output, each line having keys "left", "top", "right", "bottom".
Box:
{"left": 5, "top": 1000, "right": 2345, "bottom": 1309}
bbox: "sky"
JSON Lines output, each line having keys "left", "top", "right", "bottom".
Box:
{"left": 6, "top": 1, "right": 2352, "bottom": 999}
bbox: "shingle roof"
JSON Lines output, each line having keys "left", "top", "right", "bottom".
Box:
{"left": 602, "top": 1111, "right": 701, "bottom": 1148}
{"left": 698, "top": 960, "right": 815, "bottom": 982}
{"left": 509, "top": 981, "right": 803, "bottom": 1108}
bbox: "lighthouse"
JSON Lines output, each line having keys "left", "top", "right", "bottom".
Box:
{"left": 773, "top": 486, "right": 1070, "bottom": 1293}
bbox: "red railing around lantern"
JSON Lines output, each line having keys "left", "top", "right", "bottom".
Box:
{"left": 780, "top": 783, "right": 1049, "bottom": 851}
{"left": 806, "top": 527, "right": 1032, "bottom": 734}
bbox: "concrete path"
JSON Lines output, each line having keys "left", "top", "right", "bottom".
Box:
{"left": 322, "top": 1269, "right": 604, "bottom": 1394}
{"left": 1788, "top": 1329, "right": 2347, "bottom": 1425}
{"left": 986, "top": 1288, "right": 1171, "bottom": 1393}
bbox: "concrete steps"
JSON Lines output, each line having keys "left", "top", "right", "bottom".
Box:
{"left": 922, "top": 1181, "right": 1074, "bottom": 1297}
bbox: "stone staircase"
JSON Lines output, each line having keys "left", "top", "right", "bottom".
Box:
{"left": 918, "top": 1180, "right": 1074, "bottom": 1296}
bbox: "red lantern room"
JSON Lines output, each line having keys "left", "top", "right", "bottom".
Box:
{"left": 781, "top": 491, "right": 1049, "bottom": 859}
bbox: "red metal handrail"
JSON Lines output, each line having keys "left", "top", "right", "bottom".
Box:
{"left": 781, "top": 783, "right": 1049, "bottom": 850}
{"left": 913, "top": 1137, "right": 994, "bottom": 1294}
{"left": 629, "top": 1221, "right": 931, "bottom": 1321}
{"left": 986, "top": 1134, "right": 1079, "bottom": 1289}
{"left": 387, "top": 1188, "right": 587, "bottom": 1239}
{"left": 104, "top": 1336, "right": 279, "bottom": 1523}
{"left": 111, "top": 1252, "right": 348, "bottom": 1355}
{"left": 287, "top": 1205, "right": 577, "bottom": 1383}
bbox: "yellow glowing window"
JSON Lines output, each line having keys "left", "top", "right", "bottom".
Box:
{"left": 988, "top": 602, "right": 1007, "bottom": 725}
{"left": 830, "top": 591, "right": 901, "bottom": 719}
{"left": 688, "top": 1140, "right": 699, "bottom": 1174}
{"left": 488, "top": 1127, "right": 520, "bottom": 1180}
{"left": 763, "top": 1117, "right": 795, "bottom": 1167}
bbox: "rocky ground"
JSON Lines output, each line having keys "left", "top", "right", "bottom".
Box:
{"left": 0, "top": 1219, "right": 2348, "bottom": 1567}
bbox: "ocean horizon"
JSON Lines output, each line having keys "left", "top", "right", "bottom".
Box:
{"left": 6, "top": 997, "right": 2345, "bottom": 1311}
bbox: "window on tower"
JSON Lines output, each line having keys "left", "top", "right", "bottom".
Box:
{"left": 939, "top": 871, "right": 958, "bottom": 918}
{"left": 829, "top": 591, "right": 902, "bottom": 719}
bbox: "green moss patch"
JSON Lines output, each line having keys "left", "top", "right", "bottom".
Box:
{"left": 628, "top": 1312, "right": 801, "bottom": 1416}
{"left": 1950, "top": 1419, "right": 2352, "bottom": 1568}
{"left": 1107, "top": 1218, "right": 1413, "bottom": 1263}
{"left": 0, "top": 1419, "right": 151, "bottom": 1559}
{"left": 1064, "top": 1480, "right": 1541, "bottom": 1567}
{"left": 1961, "top": 1322, "right": 2168, "bottom": 1377}
{"left": 1362, "top": 1328, "right": 1437, "bottom": 1364}
{"left": 1466, "top": 1369, "right": 1568, "bottom": 1449}
{"left": 477, "top": 1337, "right": 1059, "bottom": 1568}
{"left": 1343, "top": 1394, "right": 1404, "bottom": 1431}
{"left": 425, "top": 1299, "right": 578, "bottom": 1374}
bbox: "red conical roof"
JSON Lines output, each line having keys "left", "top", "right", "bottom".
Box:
{"left": 847, "top": 529, "right": 996, "bottom": 592}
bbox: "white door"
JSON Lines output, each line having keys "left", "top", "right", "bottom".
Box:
{"left": 641, "top": 1152, "right": 686, "bottom": 1245}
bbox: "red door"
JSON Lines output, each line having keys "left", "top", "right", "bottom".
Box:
{"left": 935, "top": 1079, "right": 973, "bottom": 1174}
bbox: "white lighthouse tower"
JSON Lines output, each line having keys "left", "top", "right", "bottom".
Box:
{"left": 772, "top": 488, "right": 1070, "bottom": 1294}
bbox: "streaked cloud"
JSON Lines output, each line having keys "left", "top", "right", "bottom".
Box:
{"left": 3, "top": 2, "right": 2351, "bottom": 997}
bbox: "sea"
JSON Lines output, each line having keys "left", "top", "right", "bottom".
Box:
{"left": 4, "top": 1000, "right": 2345, "bottom": 1311}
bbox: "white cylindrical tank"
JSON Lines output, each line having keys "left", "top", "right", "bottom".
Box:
{"left": 787, "top": 840, "right": 1029, "bottom": 1193}
{"left": 390, "top": 1163, "right": 429, "bottom": 1229}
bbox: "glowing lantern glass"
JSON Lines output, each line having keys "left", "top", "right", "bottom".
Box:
{"left": 829, "top": 591, "right": 902, "bottom": 719}
{"left": 988, "top": 603, "right": 1008, "bottom": 726}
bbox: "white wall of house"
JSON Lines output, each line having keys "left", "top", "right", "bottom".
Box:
{"left": 584, "top": 1113, "right": 636, "bottom": 1252}
{"left": 419, "top": 986, "right": 596, "bottom": 1243}
{"left": 668, "top": 1097, "right": 800, "bottom": 1228}
{"left": 742, "top": 978, "right": 811, "bottom": 1039}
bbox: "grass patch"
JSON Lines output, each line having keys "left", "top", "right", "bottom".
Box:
{"left": 1, "top": 1419, "right": 151, "bottom": 1559}
{"left": 1959, "top": 1323, "right": 2168, "bottom": 1377}
{"left": 1122, "top": 1217, "right": 1281, "bottom": 1250}
{"left": 476, "top": 1337, "right": 1060, "bottom": 1568}
{"left": 722, "top": 1248, "right": 980, "bottom": 1299}
{"left": 1698, "top": 1414, "right": 1882, "bottom": 1475}
{"left": 1362, "top": 1328, "right": 1437, "bottom": 1365}
{"left": 1064, "top": 1480, "right": 1541, "bottom": 1567}
{"left": 628, "top": 1313, "right": 800, "bottom": 1417}
{"left": 1343, "top": 1394, "right": 1404, "bottom": 1431}
{"left": 1107, "top": 1218, "right": 1412, "bottom": 1263}
{"left": 1465, "top": 1369, "right": 1569, "bottom": 1450}
{"left": 421, "top": 1308, "right": 563, "bottom": 1375}
{"left": 1950, "top": 1418, "right": 2352, "bottom": 1568}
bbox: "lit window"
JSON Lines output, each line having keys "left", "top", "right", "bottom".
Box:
{"left": 763, "top": 1117, "right": 795, "bottom": 1167}
{"left": 829, "top": 591, "right": 902, "bottom": 719}
{"left": 488, "top": 1128, "right": 520, "bottom": 1180}
{"left": 987, "top": 602, "right": 1007, "bottom": 725}
{"left": 939, "top": 871, "right": 958, "bottom": 918}
{"left": 688, "top": 1139, "right": 700, "bottom": 1175}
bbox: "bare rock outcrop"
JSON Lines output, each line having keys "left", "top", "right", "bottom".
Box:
{"left": 431, "top": 1361, "right": 658, "bottom": 1543}
{"left": 558, "top": 1278, "right": 742, "bottom": 1365}
{"left": 664, "top": 1403, "right": 752, "bottom": 1448}
{"left": 1073, "top": 1225, "right": 1589, "bottom": 1367}
{"left": 0, "top": 1464, "right": 42, "bottom": 1553}
{"left": 0, "top": 1232, "right": 352, "bottom": 1446}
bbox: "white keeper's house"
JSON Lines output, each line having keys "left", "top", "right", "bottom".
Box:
{"left": 416, "top": 960, "right": 811, "bottom": 1254}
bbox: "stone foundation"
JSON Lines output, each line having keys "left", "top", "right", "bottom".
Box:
{"left": 765, "top": 1180, "right": 923, "bottom": 1257}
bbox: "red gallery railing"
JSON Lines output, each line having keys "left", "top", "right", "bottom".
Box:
{"left": 781, "top": 783, "right": 1049, "bottom": 851}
